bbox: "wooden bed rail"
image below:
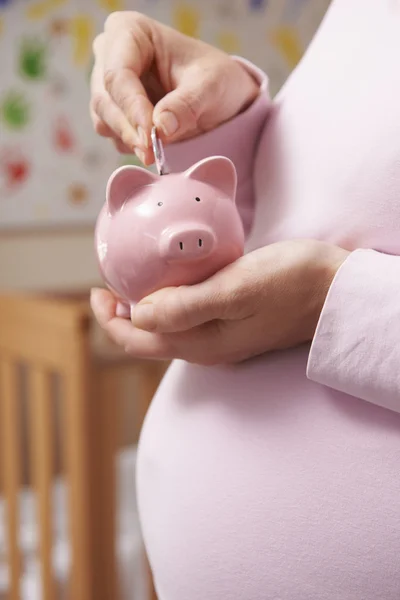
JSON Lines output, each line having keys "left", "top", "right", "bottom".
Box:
{"left": 0, "top": 292, "right": 162, "bottom": 600}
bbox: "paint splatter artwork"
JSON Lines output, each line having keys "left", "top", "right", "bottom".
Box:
{"left": 0, "top": 0, "right": 331, "bottom": 230}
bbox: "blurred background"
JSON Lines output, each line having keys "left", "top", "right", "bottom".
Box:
{"left": 0, "top": 1, "right": 331, "bottom": 599}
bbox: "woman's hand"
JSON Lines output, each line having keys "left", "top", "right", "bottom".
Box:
{"left": 90, "top": 240, "right": 349, "bottom": 365}
{"left": 90, "top": 11, "right": 259, "bottom": 163}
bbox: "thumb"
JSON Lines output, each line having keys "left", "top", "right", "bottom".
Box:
{"left": 153, "top": 73, "right": 216, "bottom": 142}
{"left": 131, "top": 280, "right": 230, "bottom": 333}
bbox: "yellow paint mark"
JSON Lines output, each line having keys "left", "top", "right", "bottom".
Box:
{"left": 97, "top": 0, "right": 124, "bottom": 11}
{"left": 49, "top": 18, "right": 70, "bottom": 36}
{"left": 216, "top": 31, "right": 241, "bottom": 54}
{"left": 269, "top": 26, "right": 303, "bottom": 69}
{"left": 26, "top": 0, "right": 68, "bottom": 21}
{"left": 173, "top": 3, "right": 200, "bottom": 38}
{"left": 68, "top": 183, "right": 88, "bottom": 205}
{"left": 70, "top": 15, "right": 95, "bottom": 67}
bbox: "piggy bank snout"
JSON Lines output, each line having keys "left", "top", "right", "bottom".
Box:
{"left": 160, "top": 224, "right": 216, "bottom": 262}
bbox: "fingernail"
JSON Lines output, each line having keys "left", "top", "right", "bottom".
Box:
{"left": 134, "top": 147, "right": 146, "bottom": 165}
{"left": 133, "top": 303, "right": 156, "bottom": 331}
{"left": 156, "top": 111, "right": 179, "bottom": 137}
{"left": 137, "top": 126, "right": 148, "bottom": 148}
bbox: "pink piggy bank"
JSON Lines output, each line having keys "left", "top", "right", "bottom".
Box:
{"left": 95, "top": 156, "right": 245, "bottom": 317}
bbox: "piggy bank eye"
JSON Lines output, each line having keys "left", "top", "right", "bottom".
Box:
{"left": 195, "top": 197, "right": 201, "bottom": 202}
{"left": 157, "top": 201, "right": 163, "bottom": 206}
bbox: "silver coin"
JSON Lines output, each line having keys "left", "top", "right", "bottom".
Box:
{"left": 151, "top": 126, "right": 170, "bottom": 176}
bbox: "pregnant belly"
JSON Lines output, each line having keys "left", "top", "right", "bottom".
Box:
{"left": 136, "top": 347, "right": 400, "bottom": 600}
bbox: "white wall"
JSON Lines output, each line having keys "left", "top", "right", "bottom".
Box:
{"left": 0, "top": 229, "right": 101, "bottom": 291}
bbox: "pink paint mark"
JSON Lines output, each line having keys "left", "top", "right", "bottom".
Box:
{"left": 0, "top": 147, "right": 31, "bottom": 189}
{"left": 54, "top": 116, "right": 75, "bottom": 152}
{"left": 8, "top": 161, "right": 29, "bottom": 184}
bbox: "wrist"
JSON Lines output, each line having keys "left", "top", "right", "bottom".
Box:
{"left": 307, "top": 242, "right": 350, "bottom": 341}
{"left": 231, "top": 59, "right": 261, "bottom": 114}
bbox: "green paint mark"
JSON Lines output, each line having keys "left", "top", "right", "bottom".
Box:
{"left": 119, "top": 154, "right": 155, "bottom": 172}
{"left": 119, "top": 154, "right": 157, "bottom": 173}
{"left": 1, "top": 90, "right": 30, "bottom": 130}
{"left": 19, "top": 37, "right": 48, "bottom": 80}
{"left": 119, "top": 154, "right": 142, "bottom": 167}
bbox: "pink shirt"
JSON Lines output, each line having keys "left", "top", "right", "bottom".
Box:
{"left": 137, "top": 1, "right": 400, "bottom": 598}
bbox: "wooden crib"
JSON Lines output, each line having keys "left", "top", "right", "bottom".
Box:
{"left": 0, "top": 290, "right": 165, "bottom": 600}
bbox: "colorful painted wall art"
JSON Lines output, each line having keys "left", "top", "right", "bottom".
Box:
{"left": 0, "top": 0, "right": 331, "bottom": 230}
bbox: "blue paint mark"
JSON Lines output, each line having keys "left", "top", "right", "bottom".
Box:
{"left": 0, "top": 0, "right": 13, "bottom": 6}
{"left": 249, "top": 0, "right": 267, "bottom": 10}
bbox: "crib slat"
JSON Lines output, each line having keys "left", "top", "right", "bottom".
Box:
{"left": 0, "top": 359, "right": 22, "bottom": 600}
{"left": 62, "top": 358, "right": 94, "bottom": 600}
{"left": 28, "top": 367, "right": 55, "bottom": 600}
{"left": 90, "top": 366, "right": 119, "bottom": 600}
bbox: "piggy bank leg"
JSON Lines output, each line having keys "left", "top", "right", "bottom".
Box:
{"left": 116, "top": 302, "right": 131, "bottom": 319}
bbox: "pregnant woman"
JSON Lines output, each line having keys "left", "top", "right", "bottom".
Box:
{"left": 90, "top": 1, "right": 400, "bottom": 598}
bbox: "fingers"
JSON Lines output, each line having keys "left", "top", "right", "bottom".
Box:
{"left": 102, "top": 19, "right": 154, "bottom": 142}
{"left": 101, "top": 318, "right": 172, "bottom": 360}
{"left": 90, "top": 10, "right": 259, "bottom": 163}
{"left": 90, "top": 16, "right": 154, "bottom": 161}
{"left": 90, "top": 288, "right": 172, "bottom": 359}
{"left": 153, "top": 64, "right": 222, "bottom": 142}
{"left": 131, "top": 278, "right": 231, "bottom": 334}
{"left": 131, "top": 254, "right": 263, "bottom": 335}
{"left": 91, "top": 80, "right": 137, "bottom": 150}
{"left": 91, "top": 36, "right": 139, "bottom": 152}
{"left": 90, "top": 288, "right": 230, "bottom": 364}
{"left": 90, "top": 113, "right": 114, "bottom": 138}
{"left": 90, "top": 288, "right": 117, "bottom": 327}
{"left": 91, "top": 11, "right": 240, "bottom": 155}
{"left": 90, "top": 76, "right": 147, "bottom": 160}
{"left": 90, "top": 287, "right": 251, "bottom": 365}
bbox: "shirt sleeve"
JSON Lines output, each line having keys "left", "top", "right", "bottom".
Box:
{"left": 307, "top": 248, "right": 400, "bottom": 413}
{"left": 164, "top": 57, "right": 271, "bottom": 236}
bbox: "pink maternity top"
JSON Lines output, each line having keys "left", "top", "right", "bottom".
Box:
{"left": 136, "top": 1, "right": 400, "bottom": 598}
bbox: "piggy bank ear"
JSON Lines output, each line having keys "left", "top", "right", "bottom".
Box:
{"left": 185, "top": 156, "right": 237, "bottom": 200}
{"left": 106, "top": 165, "right": 158, "bottom": 215}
